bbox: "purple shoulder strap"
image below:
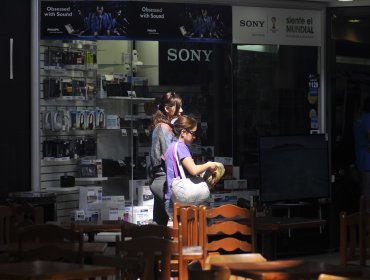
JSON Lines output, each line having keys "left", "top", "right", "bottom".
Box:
{"left": 172, "top": 142, "right": 179, "bottom": 178}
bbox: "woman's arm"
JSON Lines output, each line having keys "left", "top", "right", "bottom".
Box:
{"left": 181, "top": 157, "right": 217, "bottom": 176}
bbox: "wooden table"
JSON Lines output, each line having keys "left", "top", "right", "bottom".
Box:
{"left": 211, "top": 260, "right": 363, "bottom": 280}
{"left": 0, "top": 242, "right": 107, "bottom": 259}
{"left": 0, "top": 260, "right": 116, "bottom": 280}
{"left": 255, "top": 217, "right": 326, "bottom": 231}
{"left": 239, "top": 217, "right": 327, "bottom": 259}
{"left": 71, "top": 221, "right": 125, "bottom": 242}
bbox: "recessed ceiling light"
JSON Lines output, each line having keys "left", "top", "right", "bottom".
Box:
{"left": 337, "top": 0, "right": 354, "bottom": 2}
{"left": 348, "top": 19, "right": 360, "bottom": 23}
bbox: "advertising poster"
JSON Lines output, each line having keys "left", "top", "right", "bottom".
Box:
{"left": 41, "top": 1, "right": 232, "bottom": 42}
{"left": 308, "top": 74, "right": 320, "bottom": 130}
{"left": 41, "top": 1, "right": 131, "bottom": 39}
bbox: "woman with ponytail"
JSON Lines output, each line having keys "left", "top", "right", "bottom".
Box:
{"left": 149, "top": 92, "right": 183, "bottom": 225}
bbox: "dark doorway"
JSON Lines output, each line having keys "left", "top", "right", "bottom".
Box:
{"left": 328, "top": 7, "right": 370, "bottom": 215}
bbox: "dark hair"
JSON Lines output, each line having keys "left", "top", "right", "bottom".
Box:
{"left": 150, "top": 92, "right": 182, "bottom": 130}
{"left": 173, "top": 115, "right": 197, "bottom": 137}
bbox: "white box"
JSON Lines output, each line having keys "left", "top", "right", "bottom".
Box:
{"left": 224, "top": 180, "right": 248, "bottom": 190}
{"left": 206, "top": 190, "right": 259, "bottom": 208}
{"left": 214, "top": 156, "right": 233, "bottom": 165}
{"left": 70, "top": 209, "right": 101, "bottom": 224}
{"left": 106, "top": 114, "right": 120, "bottom": 129}
{"left": 124, "top": 206, "right": 153, "bottom": 225}
{"left": 129, "top": 179, "right": 149, "bottom": 201}
{"left": 138, "top": 185, "right": 154, "bottom": 206}
{"left": 232, "top": 166, "right": 240, "bottom": 180}
{"left": 101, "top": 208, "right": 126, "bottom": 221}
{"left": 84, "top": 210, "right": 101, "bottom": 223}
{"left": 102, "top": 195, "right": 125, "bottom": 209}
{"left": 96, "top": 159, "right": 103, "bottom": 177}
{"left": 71, "top": 210, "right": 85, "bottom": 222}
{"left": 79, "top": 186, "right": 103, "bottom": 210}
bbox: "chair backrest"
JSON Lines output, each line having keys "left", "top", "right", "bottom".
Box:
{"left": 0, "top": 205, "right": 12, "bottom": 245}
{"left": 117, "top": 236, "right": 179, "bottom": 280}
{"left": 180, "top": 205, "right": 200, "bottom": 247}
{"left": 188, "top": 260, "right": 230, "bottom": 280}
{"left": 9, "top": 204, "right": 44, "bottom": 242}
{"left": 117, "top": 223, "right": 182, "bottom": 278}
{"left": 16, "top": 223, "right": 84, "bottom": 263}
{"left": 173, "top": 202, "right": 192, "bottom": 230}
{"left": 199, "top": 204, "right": 257, "bottom": 259}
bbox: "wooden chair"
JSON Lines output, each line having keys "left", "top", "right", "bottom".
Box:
{"left": 188, "top": 260, "right": 230, "bottom": 280}
{"left": 16, "top": 223, "right": 84, "bottom": 264}
{"left": 173, "top": 202, "right": 193, "bottom": 230}
{"left": 116, "top": 236, "right": 179, "bottom": 280}
{"left": 199, "top": 204, "right": 257, "bottom": 265}
{"left": 340, "top": 195, "right": 370, "bottom": 266}
{"left": 117, "top": 223, "right": 183, "bottom": 279}
{"left": 177, "top": 205, "right": 204, "bottom": 280}
{"left": 0, "top": 205, "right": 12, "bottom": 246}
{"left": 340, "top": 211, "right": 361, "bottom": 266}
{"left": 9, "top": 204, "right": 44, "bottom": 242}
{"left": 205, "top": 253, "right": 266, "bottom": 268}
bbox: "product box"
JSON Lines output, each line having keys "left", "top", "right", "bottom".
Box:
{"left": 232, "top": 166, "right": 240, "bottom": 180}
{"left": 106, "top": 114, "right": 120, "bottom": 129}
{"left": 102, "top": 195, "right": 125, "bottom": 209}
{"left": 223, "top": 179, "right": 248, "bottom": 190}
{"left": 124, "top": 206, "right": 153, "bottom": 225}
{"left": 79, "top": 159, "right": 102, "bottom": 178}
{"left": 70, "top": 210, "right": 85, "bottom": 222}
{"left": 101, "top": 208, "right": 125, "bottom": 221}
{"left": 206, "top": 190, "right": 259, "bottom": 208}
{"left": 206, "top": 192, "right": 239, "bottom": 207}
{"left": 70, "top": 209, "right": 101, "bottom": 224}
{"left": 138, "top": 185, "right": 154, "bottom": 206}
{"left": 70, "top": 110, "right": 85, "bottom": 130}
{"left": 84, "top": 210, "right": 101, "bottom": 223}
{"left": 95, "top": 108, "right": 105, "bottom": 128}
{"left": 128, "top": 179, "right": 150, "bottom": 202}
{"left": 79, "top": 186, "right": 103, "bottom": 210}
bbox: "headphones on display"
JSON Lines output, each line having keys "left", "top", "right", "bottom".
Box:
{"left": 44, "top": 111, "right": 52, "bottom": 130}
{"left": 52, "top": 111, "right": 70, "bottom": 132}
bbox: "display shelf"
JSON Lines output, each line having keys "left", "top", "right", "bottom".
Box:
{"left": 41, "top": 130, "right": 96, "bottom": 137}
{"left": 75, "top": 177, "right": 108, "bottom": 182}
{"left": 40, "top": 99, "right": 95, "bottom": 107}
{"left": 97, "top": 96, "right": 154, "bottom": 102}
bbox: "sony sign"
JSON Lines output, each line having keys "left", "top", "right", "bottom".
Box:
{"left": 239, "top": 20, "right": 265, "bottom": 27}
{"left": 167, "top": 48, "right": 213, "bottom": 62}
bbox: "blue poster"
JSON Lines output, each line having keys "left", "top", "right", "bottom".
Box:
{"left": 40, "top": 1, "right": 232, "bottom": 43}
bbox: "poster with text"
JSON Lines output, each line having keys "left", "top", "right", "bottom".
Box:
{"left": 41, "top": 1, "right": 231, "bottom": 42}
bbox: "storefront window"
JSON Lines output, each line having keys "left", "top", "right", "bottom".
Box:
{"left": 233, "top": 44, "right": 319, "bottom": 187}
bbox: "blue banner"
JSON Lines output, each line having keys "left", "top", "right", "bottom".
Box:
{"left": 41, "top": 1, "right": 232, "bottom": 43}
